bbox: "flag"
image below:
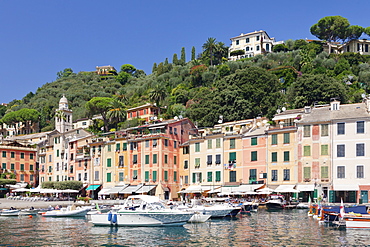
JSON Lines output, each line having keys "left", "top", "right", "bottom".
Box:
{"left": 308, "top": 195, "right": 311, "bottom": 206}
{"left": 340, "top": 198, "right": 345, "bottom": 219}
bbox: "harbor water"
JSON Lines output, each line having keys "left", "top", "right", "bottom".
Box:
{"left": 1, "top": 209, "right": 369, "bottom": 246}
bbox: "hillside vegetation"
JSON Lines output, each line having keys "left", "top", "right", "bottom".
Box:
{"left": 2, "top": 16, "right": 370, "bottom": 133}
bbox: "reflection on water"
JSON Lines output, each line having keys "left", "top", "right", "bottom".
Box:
{"left": 1, "top": 209, "right": 370, "bottom": 246}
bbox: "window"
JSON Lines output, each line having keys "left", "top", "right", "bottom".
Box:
{"left": 207, "top": 172, "right": 213, "bottom": 182}
{"left": 153, "top": 139, "right": 158, "bottom": 147}
{"left": 11, "top": 163, "right": 15, "bottom": 170}
{"left": 271, "top": 170, "right": 278, "bottom": 181}
{"left": 145, "top": 140, "right": 149, "bottom": 148}
{"left": 94, "top": 171, "right": 99, "bottom": 181}
{"left": 133, "top": 155, "right": 138, "bottom": 164}
{"left": 283, "top": 133, "right": 290, "bottom": 144}
{"left": 271, "top": 152, "right": 277, "bottom": 162}
{"left": 256, "top": 45, "right": 260, "bottom": 51}
{"left": 215, "top": 154, "right": 221, "bottom": 164}
{"left": 56, "top": 150, "right": 59, "bottom": 157}
{"left": 207, "top": 155, "right": 212, "bottom": 165}
{"left": 30, "top": 164, "right": 34, "bottom": 171}
{"left": 184, "top": 160, "right": 188, "bottom": 169}
{"left": 249, "top": 169, "right": 257, "bottom": 181}
{"left": 207, "top": 139, "right": 212, "bottom": 149}
{"left": 195, "top": 158, "right": 200, "bottom": 168}
{"left": 246, "top": 47, "right": 250, "bottom": 51}
{"left": 145, "top": 155, "right": 150, "bottom": 164}
{"left": 246, "top": 38, "right": 250, "bottom": 43}
{"left": 11, "top": 152, "right": 15, "bottom": 158}
{"left": 356, "top": 143, "right": 365, "bottom": 156}
{"left": 133, "top": 170, "right": 138, "bottom": 180}
{"left": 271, "top": 134, "right": 277, "bottom": 145}
{"left": 192, "top": 172, "right": 202, "bottom": 183}
{"left": 256, "top": 36, "right": 260, "bottom": 41}
{"left": 337, "top": 166, "right": 345, "bottom": 178}
{"left": 164, "top": 154, "right": 168, "bottom": 164}
{"left": 119, "top": 172, "right": 124, "bottom": 182}
{"left": 174, "top": 156, "right": 177, "bottom": 165}
{"left": 2, "top": 151, "right": 6, "bottom": 157}
{"left": 216, "top": 138, "right": 221, "bottom": 148}
{"left": 283, "top": 151, "right": 290, "bottom": 162}
{"left": 230, "top": 138, "right": 236, "bottom": 149}
{"left": 304, "top": 125, "right": 311, "bottom": 137}
{"left": 236, "top": 40, "right": 239, "bottom": 45}
{"left": 321, "top": 145, "right": 329, "bottom": 155}
{"left": 266, "top": 43, "right": 270, "bottom": 51}
{"left": 123, "top": 143, "right": 127, "bottom": 151}
{"left": 195, "top": 143, "right": 200, "bottom": 152}
{"left": 119, "top": 155, "right": 124, "bottom": 167}
{"left": 106, "top": 173, "right": 112, "bottom": 182}
{"left": 283, "top": 169, "right": 290, "bottom": 181}
{"left": 321, "top": 166, "right": 328, "bottom": 178}
{"left": 216, "top": 171, "right": 221, "bottom": 182}
{"left": 229, "top": 152, "right": 236, "bottom": 162}
{"left": 251, "top": 151, "right": 257, "bottom": 161}
{"left": 357, "top": 165, "right": 364, "bottom": 178}
{"left": 304, "top": 146, "right": 311, "bottom": 156}
{"left": 251, "top": 137, "right": 257, "bottom": 146}
{"left": 337, "top": 144, "right": 345, "bottom": 157}
{"left": 153, "top": 154, "right": 157, "bottom": 164}
{"left": 107, "top": 158, "right": 112, "bottom": 167}
{"left": 321, "top": 124, "right": 329, "bottom": 136}
{"left": 357, "top": 121, "right": 365, "bottom": 134}
{"left": 107, "top": 144, "right": 111, "bottom": 152}
{"left": 152, "top": 171, "right": 157, "bottom": 182}
{"left": 304, "top": 167, "right": 311, "bottom": 179}
{"left": 174, "top": 141, "right": 177, "bottom": 148}
{"left": 130, "top": 142, "right": 137, "bottom": 150}
{"left": 1, "top": 163, "right": 6, "bottom": 169}
{"left": 229, "top": 171, "right": 236, "bottom": 182}
{"left": 337, "top": 123, "right": 345, "bottom": 135}
{"left": 183, "top": 146, "right": 189, "bottom": 154}
{"left": 116, "top": 143, "right": 120, "bottom": 151}
{"left": 164, "top": 171, "right": 168, "bottom": 181}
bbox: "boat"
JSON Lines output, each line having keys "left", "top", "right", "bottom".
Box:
{"left": 188, "top": 212, "right": 211, "bottom": 223}
{"left": 320, "top": 204, "right": 370, "bottom": 229}
{"left": 90, "top": 195, "right": 194, "bottom": 226}
{"left": 241, "top": 201, "right": 259, "bottom": 213}
{"left": 19, "top": 208, "right": 40, "bottom": 216}
{"left": 40, "top": 205, "right": 90, "bottom": 217}
{"left": 0, "top": 209, "right": 20, "bottom": 216}
{"left": 265, "top": 194, "right": 286, "bottom": 210}
{"left": 178, "top": 199, "right": 237, "bottom": 218}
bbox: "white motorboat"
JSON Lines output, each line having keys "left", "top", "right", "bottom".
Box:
{"left": 178, "top": 200, "right": 237, "bottom": 218}
{"left": 19, "top": 208, "right": 40, "bottom": 216}
{"left": 90, "top": 195, "right": 194, "bottom": 226}
{"left": 265, "top": 194, "right": 286, "bottom": 210}
{"left": 188, "top": 212, "right": 211, "bottom": 223}
{"left": 40, "top": 205, "right": 90, "bottom": 217}
{"left": 0, "top": 209, "right": 20, "bottom": 216}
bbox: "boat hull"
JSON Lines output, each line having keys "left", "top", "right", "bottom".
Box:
{"left": 90, "top": 211, "right": 193, "bottom": 226}
{"left": 41, "top": 208, "right": 89, "bottom": 217}
{"left": 0, "top": 210, "right": 20, "bottom": 216}
{"left": 188, "top": 214, "right": 211, "bottom": 223}
{"left": 345, "top": 217, "right": 370, "bottom": 229}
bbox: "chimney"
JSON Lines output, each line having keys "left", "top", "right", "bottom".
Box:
{"left": 304, "top": 106, "right": 311, "bottom": 114}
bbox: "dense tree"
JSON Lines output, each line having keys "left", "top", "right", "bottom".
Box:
{"left": 85, "top": 97, "right": 114, "bottom": 132}
{"left": 310, "top": 16, "right": 350, "bottom": 42}
{"left": 287, "top": 74, "right": 348, "bottom": 108}
{"left": 149, "top": 84, "right": 167, "bottom": 110}
{"left": 106, "top": 99, "right": 126, "bottom": 128}
{"left": 202, "top": 37, "right": 218, "bottom": 66}
{"left": 56, "top": 68, "right": 74, "bottom": 79}
{"left": 345, "top": 25, "right": 365, "bottom": 41}
{"left": 365, "top": 27, "right": 370, "bottom": 36}
{"left": 116, "top": 64, "right": 137, "bottom": 84}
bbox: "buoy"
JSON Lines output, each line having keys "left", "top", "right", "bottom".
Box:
{"left": 29, "top": 215, "right": 33, "bottom": 218}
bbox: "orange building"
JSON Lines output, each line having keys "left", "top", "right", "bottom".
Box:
{"left": 0, "top": 141, "right": 37, "bottom": 187}
{"left": 126, "top": 103, "right": 159, "bottom": 122}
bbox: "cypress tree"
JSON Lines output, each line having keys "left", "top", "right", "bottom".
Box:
{"left": 180, "top": 47, "right": 186, "bottom": 65}
{"left": 191, "top": 46, "right": 196, "bottom": 60}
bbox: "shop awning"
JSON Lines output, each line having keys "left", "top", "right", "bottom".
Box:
{"left": 98, "top": 188, "right": 112, "bottom": 195}
{"left": 86, "top": 184, "right": 101, "bottom": 191}
{"left": 180, "top": 185, "right": 214, "bottom": 193}
{"left": 107, "top": 185, "right": 128, "bottom": 194}
{"left": 234, "top": 184, "right": 264, "bottom": 193}
{"left": 274, "top": 185, "right": 299, "bottom": 193}
{"left": 333, "top": 184, "right": 359, "bottom": 191}
{"left": 135, "top": 185, "right": 156, "bottom": 193}
{"left": 296, "top": 184, "right": 315, "bottom": 192}
{"left": 119, "top": 185, "right": 142, "bottom": 194}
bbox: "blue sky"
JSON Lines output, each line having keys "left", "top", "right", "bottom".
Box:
{"left": 0, "top": 0, "right": 369, "bottom": 103}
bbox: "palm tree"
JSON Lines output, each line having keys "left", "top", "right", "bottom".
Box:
{"left": 107, "top": 99, "right": 126, "bottom": 126}
{"left": 202, "top": 37, "right": 217, "bottom": 66}
{"left": 149, "top": 84, "right": 168, "bottom": 114}
{"left": 55, "top": 110, "right": 66, "bottom": 122}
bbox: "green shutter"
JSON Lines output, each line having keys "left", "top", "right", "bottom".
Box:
{"left": 207, "top": 139, "right": 212, "bottom": 149}
{"left": 145, "top": 155, "right": 150, "bottom": 164}
{"left": 304, "top": 167, "right": 311, "bottom": 179}
{"left": 107, "top": 173, "right": 111, "bottom": 182}
{"left": 107, "top": 158, "right": 111, "bottom": 167}
{"left": 328, "top": 190, "right": 335, "bottom": 203}
{"left": 251, "top": 137, "right": 257, "bottom": 146}
{"left": 153, "top": 154, "right": 157, "bottom": 164}
{"left": 116, "top": 143, "right": 120, "bottom": 151}
{"left": 216, "top": 171, "right": 221, "bottom": 182}
{"left": 123, "top": 143, "right": 127, "bottom": 151}
{"left": 152, "top": 171, "right": 157, "bottom": 181}
{"left": 216, "top": 139, "right": 221, "bottom": 148}
{"left": 271, "top": 134, "right": 277, "bottom": 145}
{"left": 230, "top": 139, "right": 236, "bottom": 149}
{"left": 304, "top": 146, "right": 311, "bottom": 156}
{"left": 321, "top": 145, "right": 328, "bottom": 155}
{"left": 133, "top": 170, "right": 138, "bottom": 179}
{"left": 164, "top": 171, "right": 168, "bottom": 181}
{"left": 192, "top": 173, "right": 196, "bottom": 183}
{"left": 229, "top": 152, "right": 236, "bottom": 161}
{"left": 284, "top": 151, "right": 289, "bottom": 162}
{"left": 284, "top": 133, "right": 290, "bottom": 144}
{"left": 321, "top": 166, "right": 328, "bottom": 178}
{"left": 251, "top": 151, "right": 257, "bottom": 161}
{"left": 272, "top": 152, "right": 277, "bottom": 162}
{"left": 207, "top": 172, "right": 212, "bottom": 182}
{"left": 174, "top": 171, "right": 177, "bottom": 182}
{"left": 145, "top": 171, "right": 149, "bottom": 182}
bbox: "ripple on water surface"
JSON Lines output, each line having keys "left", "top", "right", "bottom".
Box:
{"left": 1, "top": 210, "right": 370, "bottom": 246}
